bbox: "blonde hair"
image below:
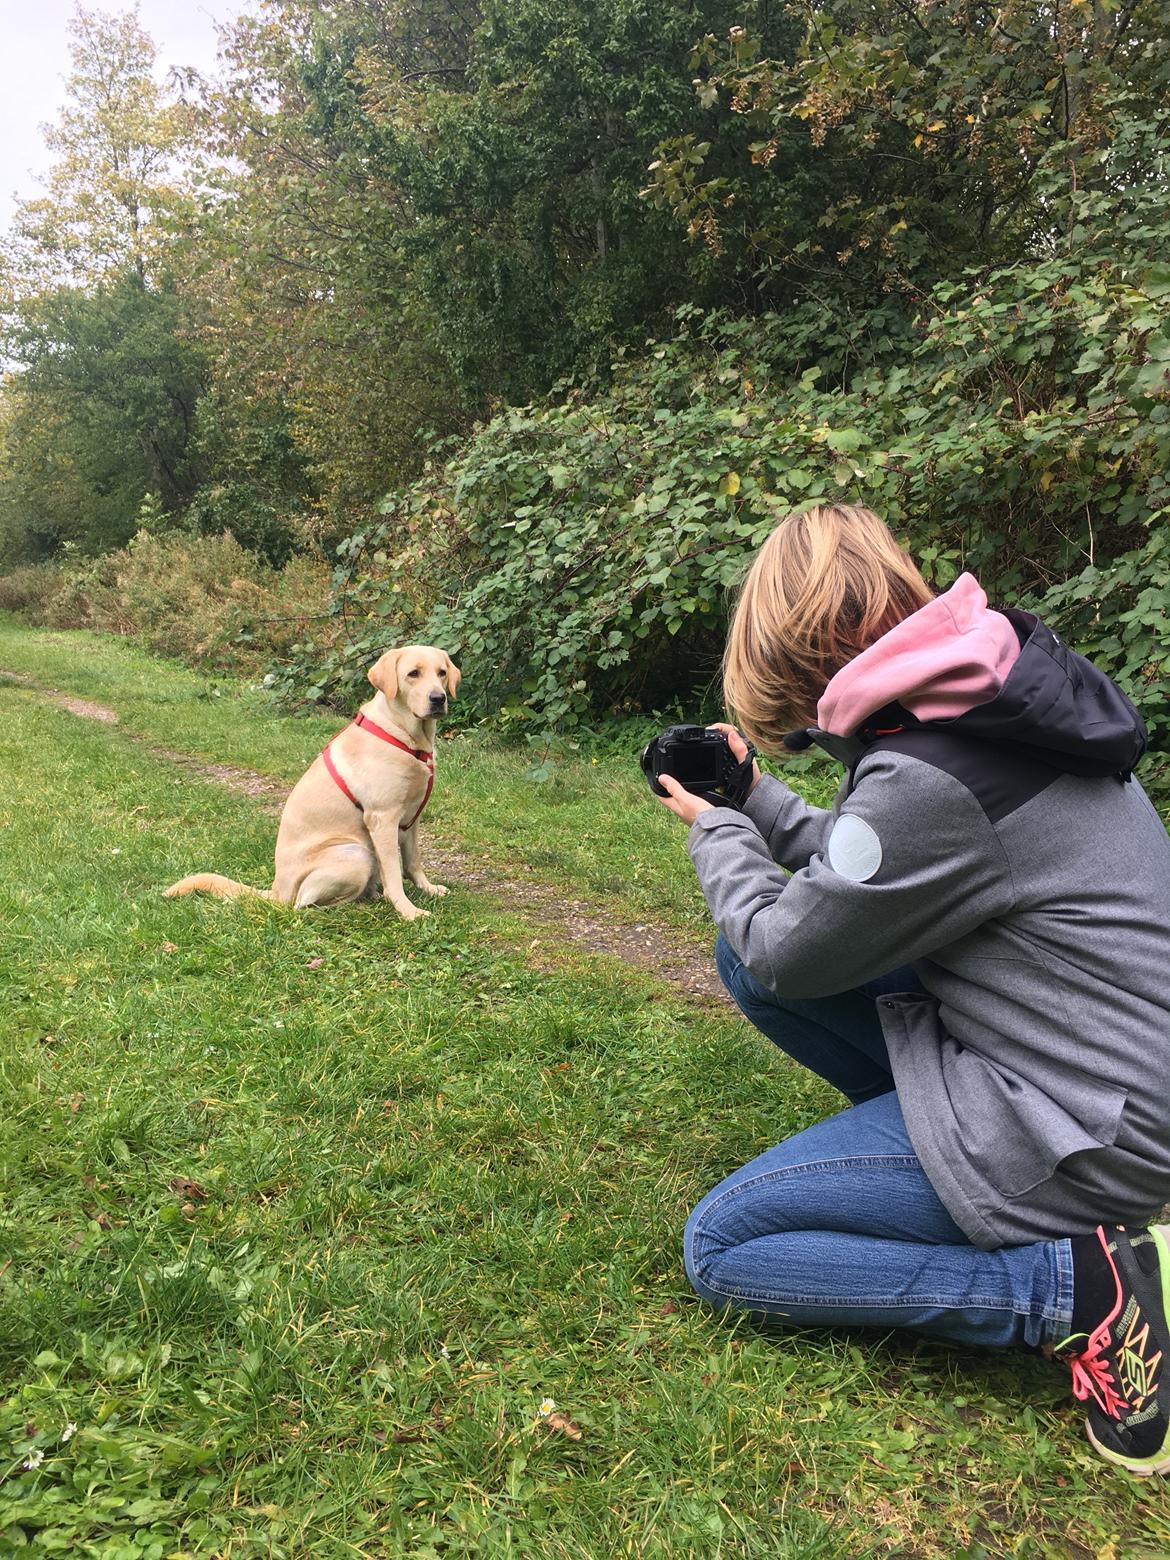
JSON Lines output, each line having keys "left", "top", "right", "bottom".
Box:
{"left": 723, "top": 504, "right": 934, "bottom": 754}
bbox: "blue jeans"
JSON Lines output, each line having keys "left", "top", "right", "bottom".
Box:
{"left": 685, "top": 938, "right": 1075, "bottom": 1350}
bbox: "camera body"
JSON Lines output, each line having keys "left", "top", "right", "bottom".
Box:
{"left": 640, "top": 724, "right": 756, "bottom": 807}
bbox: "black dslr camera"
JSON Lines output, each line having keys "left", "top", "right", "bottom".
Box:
{"left": 640, "top": 724, "right": 757, "bottom": 808}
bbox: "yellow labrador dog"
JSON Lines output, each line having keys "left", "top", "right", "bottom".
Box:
{"left": 165, "top": 645, "right": 459, "bottom": 918}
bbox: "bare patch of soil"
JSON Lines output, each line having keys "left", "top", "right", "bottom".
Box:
{"left": 58, "top": 696, "right": 119, "bottom": 723}
{"left": 149, "top": 745, "right": 289, "bottom": 813}
{"left": 4, "top": 669, "right": 726, "bottom": 1005}
{"left": 422, "top": 845, "right": 725, "bottom": 1002}
{"left": 1, "top": 667, "right": 119, "bottom": 724}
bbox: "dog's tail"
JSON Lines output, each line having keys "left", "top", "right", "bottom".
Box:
{"left": 163, "top": 873, "right": 274, "bottom": 900}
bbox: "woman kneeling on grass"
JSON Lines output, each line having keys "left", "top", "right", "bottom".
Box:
{"left": 656, "top": 504, "right": 1170, "bottom": 1477}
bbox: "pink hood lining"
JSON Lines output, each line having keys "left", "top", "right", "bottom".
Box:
{"left": 815, "top": 573, "right": 1022, "bottom": 738}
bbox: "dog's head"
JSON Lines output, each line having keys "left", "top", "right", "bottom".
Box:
{"left": 368, "top": 645, "right": 461, "bottom": 721}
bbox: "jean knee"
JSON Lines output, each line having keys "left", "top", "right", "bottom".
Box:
{"left": 683, "top": 1188, "right": 731, "bottom": 1308}
{"left": 716, "top": 938, "right": 785, "bottom": 1027}
{"left": 715, "top": 935, "right": 769, "bottom": 1007}
{"left": 714, "top": 933, "right": 740, "bottom": 991}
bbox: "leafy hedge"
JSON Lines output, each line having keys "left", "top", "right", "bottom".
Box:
{"left": 278, "top": 118, "right": 1170, "bottom": 751}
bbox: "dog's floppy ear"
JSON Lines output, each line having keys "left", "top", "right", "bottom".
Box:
{"left": 368, "top": 648, "right": 402, "bottom": 701}
{"left": 445, "top": 654, "right": 462, "bottom": 698}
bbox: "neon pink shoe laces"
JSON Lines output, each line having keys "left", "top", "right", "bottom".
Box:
{"left": 1067, "top": 1322, "right": 1130, "bottom": 1420}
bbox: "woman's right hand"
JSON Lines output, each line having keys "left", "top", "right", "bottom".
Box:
{"left": 707, "top": 722, "right": 761, "bottom": 796}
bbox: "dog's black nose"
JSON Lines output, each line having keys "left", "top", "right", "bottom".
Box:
{"left": 429, "top": 694, "right": 447, "bottom": 712}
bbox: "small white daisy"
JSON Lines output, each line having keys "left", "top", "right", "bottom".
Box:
{"left": 538, "top": 1398, "right": 556, "bottom": 1417}
{"left": 23, "top": 1448, "right": 45, "bottom": 1470}
{"left": 62, "top": 1422, "right": 77, "bottom": 1442}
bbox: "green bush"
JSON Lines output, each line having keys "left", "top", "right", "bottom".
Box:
{"left": 0, "top": 533, "right": 332, "bottom": 678}
{"left": 299, "top": 115, "right": 1169, "bottom": 755}
{"left": 0, "top": 561, "right": 70, "bottom": 619}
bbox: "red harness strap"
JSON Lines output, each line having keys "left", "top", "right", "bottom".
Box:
{"left": 321, "top": 712, "right": 435, "bottom": 831}
{"left": 321, "top": 741, "right": 360, "bottom": 807}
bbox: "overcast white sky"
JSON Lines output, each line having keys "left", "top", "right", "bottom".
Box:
{"left": 0, "top": 1, "right": 248, "bottom": 232}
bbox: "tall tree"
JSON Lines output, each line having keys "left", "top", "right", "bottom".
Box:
{"left": 643, "top": 0, "right": 1170, "bottom": 312}
{"left": 192, "top": 0, "right": 785, "bottom": 530}
{"left": 0, "top": 274, "right": 207, "bottom": 555}
{"left": 191, "top": 0, "right": 466, "bottom": 532}
{"left": 0, "top": 7, "right": 204, "bottom": 562}
{"left": 3, "top": 6, "right": 193, "bottom": 296}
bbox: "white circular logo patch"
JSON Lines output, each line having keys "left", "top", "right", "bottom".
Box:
{"left": 827, "top": 814, "right": 883, "bottom": 882}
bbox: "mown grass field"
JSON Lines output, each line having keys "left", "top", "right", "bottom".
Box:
{"left": 1, "top": 621, "right": 1168, "bottom": 1558}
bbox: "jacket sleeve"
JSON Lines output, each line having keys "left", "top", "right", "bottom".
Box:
{"left": 740, "top": 773, "right": 836, "bottom": 871}
{"left": 689, "top": 750, "right": 1016, "bottom": 998}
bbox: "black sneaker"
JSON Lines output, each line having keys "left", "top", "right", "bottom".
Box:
{"left": 1055, "top": 1225, "right": 1170, "bottom": 1476}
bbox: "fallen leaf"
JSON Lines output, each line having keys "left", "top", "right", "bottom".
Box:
{"left": 168, "top": 1176, "right": 209, "bottom": 1201}
{"left": 544, "top": 1411, "right": 582, "bottom": 1441}
{"left": 306, "top": 957, "right": 325, "bottom": 969}
{"left": 69, "top": 1094, "right": 85, "bottom": 1113}
{"left": 659, "top": 1300, "right": 680, "bottom": 1316}
{"left": 162, "top": 941, "right": 179, "bottom": 953}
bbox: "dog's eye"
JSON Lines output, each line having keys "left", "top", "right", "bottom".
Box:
{"left": 438, "top": 669, "right": 447, "bottom": 679}
{"left": 406, "top": 668, "right": 421, "bottom": 679}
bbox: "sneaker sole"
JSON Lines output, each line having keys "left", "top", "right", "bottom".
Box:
{"left": 1085, "top": 1225, "right": 1170, "bottom": 1477}
{"left": 1085, "top": 1420, "right": 1170, "bottom": 1477}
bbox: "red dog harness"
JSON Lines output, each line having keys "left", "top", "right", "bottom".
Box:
{"left": 321, "top": 711, "right": 435, "bottom": 831}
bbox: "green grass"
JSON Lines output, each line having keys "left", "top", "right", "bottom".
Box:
{"left": 1, "top": 623, "right": 1166, "bottom": 1557}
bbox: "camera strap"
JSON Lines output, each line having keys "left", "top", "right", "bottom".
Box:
{"left": 720, "top": 740, "right": 758, "bottom": 808}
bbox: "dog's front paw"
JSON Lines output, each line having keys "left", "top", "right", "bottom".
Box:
{"left": 421, "top": 882, "right": 449, "bottom": 897}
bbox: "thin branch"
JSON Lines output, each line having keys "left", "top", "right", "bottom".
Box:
{"left": 399, "top": 66, "right": 468, "bottom": 83}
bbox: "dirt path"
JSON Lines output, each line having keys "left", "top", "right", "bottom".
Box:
{"left": 2, "top": 668, "right": 728, "bottom": 1005}
{"left": 1, "top": 666, "right": 120, "bottom": 723}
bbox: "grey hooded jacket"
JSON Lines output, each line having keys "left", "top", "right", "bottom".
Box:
{"left": 688, "top": 613, "right": 1170, "bottom": 1249}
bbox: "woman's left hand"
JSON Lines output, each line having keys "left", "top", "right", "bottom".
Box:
{"left": 656, "top": 773, "right": 716, "bottom": 825}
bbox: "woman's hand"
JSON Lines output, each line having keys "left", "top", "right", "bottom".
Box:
{"left": 656, "top": 773, "right": 716, "bottom": 825}
{"left": 655, "top": 723, "right": 761, "bottom": 825}
{"left": 708, "top": 723, "right": 762, "bottom": 795}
